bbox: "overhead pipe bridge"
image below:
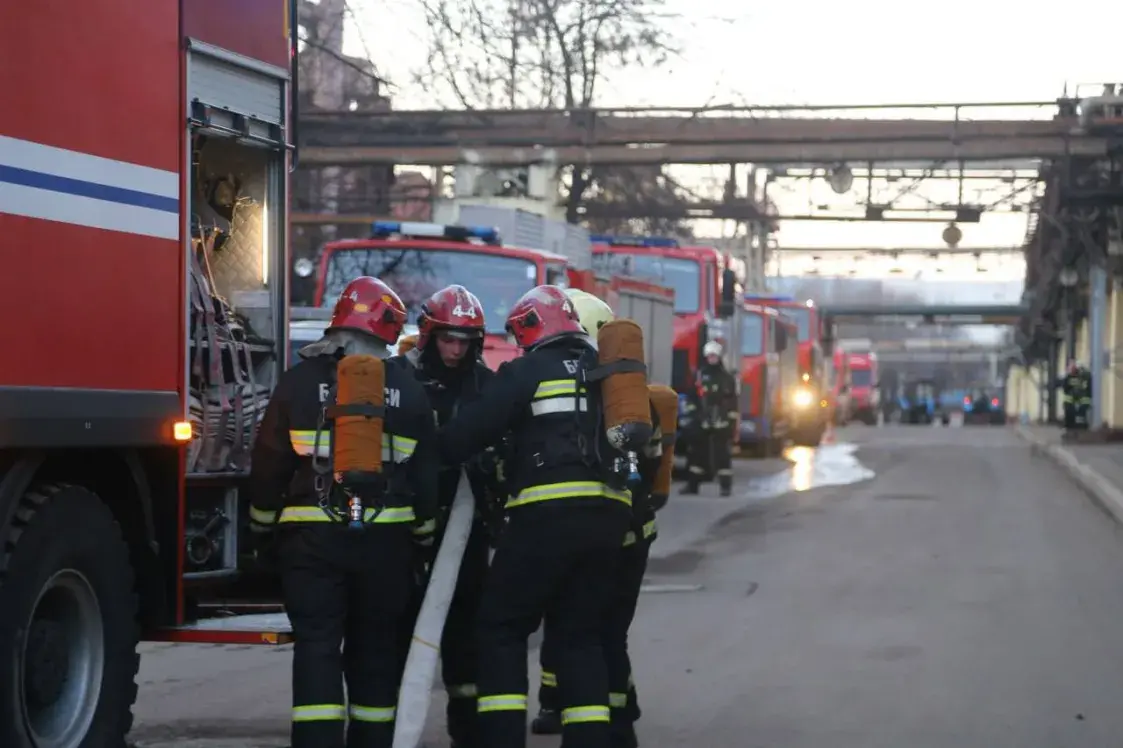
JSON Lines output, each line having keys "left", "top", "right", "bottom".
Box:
{"left": 298, "top": 101, "right": 1108, "bottom": 167}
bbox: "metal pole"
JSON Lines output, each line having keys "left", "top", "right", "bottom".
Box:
{"left": 1090, "top": 263, "right": 1107, "bottom": 428}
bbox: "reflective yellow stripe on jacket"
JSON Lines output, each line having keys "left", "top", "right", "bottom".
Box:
{"left": 512, "top": 380, "right": 630, "bottom": 509}
{"left": 276, "top": 430, "right": 419, "bottom": 525}
{"left": 506, "top": 480, "right": 630, "bottom": 509}
{"left": 278, "top": 505, "right": 416, "bottom": 524}
{"left": 288, "top": 430, "right": 416, "bottom": 462}
{"left": 530, "top": 379, "right": 589, "bottom": 416}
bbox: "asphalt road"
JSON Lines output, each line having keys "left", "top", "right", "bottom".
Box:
{"left": 130, "top": 425, "right": 1123, "bottom": 747}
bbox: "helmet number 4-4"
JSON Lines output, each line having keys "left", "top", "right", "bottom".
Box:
{"left": 452, "top": 304, "right": 477, "bottom": 319}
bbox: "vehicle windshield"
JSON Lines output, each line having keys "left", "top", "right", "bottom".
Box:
{"left": 741, "top": 314, "right": 764, "bottom": 356}
{"left": 319, "top": 247, "right": 537, "bottom": 334}
{"left": 779, "top": 306, "right": 812, "bottom": 341}
{"left": 593, "top": 251, "right": 700, "bottom": 314}
{"left": 851, "top": 368, "right": 873, "bottom": 387}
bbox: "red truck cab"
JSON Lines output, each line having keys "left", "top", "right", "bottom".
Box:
{"left": 739, "top": 305, "right": 799, "bottom": 456}
{"left": 746, "top": 295, "right": 828, "bottom": 445}
{"left": 847, "top": 352, "right": 880, "bottom": 424}
{"left": 312, "top": 221, "right": 573, "bottom": 368}
{"left": 590, "top": 236, "right": 733, "bottom": 394}
{"left": 313, "top": 222, "right": 672, "bottom": 371}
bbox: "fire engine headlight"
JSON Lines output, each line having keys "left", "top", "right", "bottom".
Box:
{"left": 792, "top": 387, "right": 814, "bottom": 408}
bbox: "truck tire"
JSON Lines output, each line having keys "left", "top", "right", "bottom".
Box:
{"left": 0, "top": 483, "right": 140, "bottom": 748}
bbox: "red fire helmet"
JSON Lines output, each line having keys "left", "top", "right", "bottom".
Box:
{"left": 328, "top": 276, "right": 408, "bottom": 345}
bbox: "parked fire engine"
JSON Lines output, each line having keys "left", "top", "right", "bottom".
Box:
{"left": 847, "top": 352, "right": 881, "bottom": 424}
{"left": 309, "top": 220, "right": 675, "bottom": 375}
{"left": 738, "top": 305, "right": 799, "bottom": 456}
{"left": 0, "top": 1, "right": 297, "bottom": 744}
{"left": 831, "top": 348, "right": 853, "bottom": 425}
{"left": 745, "top": 294, "right": 829, "bottom": 445}
{"left": 591, "top": 235, "right": 741, "bottom": 389}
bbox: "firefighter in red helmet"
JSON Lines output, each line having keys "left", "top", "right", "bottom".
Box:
{"left": 248, "top": 276, "right": 439, "bottom": 748}
{"left": 393, "top": 284, "right": 498, "bottom": 748}
{"left": 437, "top": 285, "right": 632, "bottom": 748}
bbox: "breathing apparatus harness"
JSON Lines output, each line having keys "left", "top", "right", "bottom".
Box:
{"left": 310, "top": 351, "right": 398, "bottom": 528}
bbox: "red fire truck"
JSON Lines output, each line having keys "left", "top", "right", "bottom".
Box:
{"left": 744, "top": 294, "right": 829, "bottom": 446}
{"left": 590, "top": 236, "right": 741, "bottom": 395}
{"left": 0, "top": 0, "right": 297, "bottom": 743}
{"left": 310, "top": 221, "right": 675, "bottom": 372}
{"left": 831, "top": 348, "right": 853, "bottom": 425}
{"left": 847, "top": 352, "right": 881, "bottom": 424}
{"left": 738, "top": 305, "right": 799, "bottom": 456}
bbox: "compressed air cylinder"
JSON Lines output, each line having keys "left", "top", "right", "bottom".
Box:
{"left": 396, "top": 334, "right": 419, "bottom": 356}
{"left": 393, "top": 476, "right": 475, "bottom": 748}
{"left": 334, "top": 354, "right": 386, "bottom": 478}
{"left": 597, "top": 319, "right": 653, "bottom": 452}
{"left": 647, "top": 384, "right": 679, "bottom": 506}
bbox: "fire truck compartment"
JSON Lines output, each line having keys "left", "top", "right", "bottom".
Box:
{"left": 184, "top": 134, "right": 285, "bottom": 584}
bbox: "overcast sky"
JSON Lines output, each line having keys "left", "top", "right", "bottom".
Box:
{"left": 338, "top": 0, "right": 1120, "bottom": 286}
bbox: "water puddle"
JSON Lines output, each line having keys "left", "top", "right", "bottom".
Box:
{"left": 742, "top": 443, "right": 875, "bottom": 500}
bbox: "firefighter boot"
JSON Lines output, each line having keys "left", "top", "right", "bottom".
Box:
{"left": 531, "top": 708, "right": 562, "bottom": 735}
{"left": 718, "top": 474, "right": 732, "bottom": 497}
{"left": 681, "top": 480, "right": 700, "bottom": 495}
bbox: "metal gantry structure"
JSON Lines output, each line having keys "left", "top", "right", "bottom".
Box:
{"left": 298, "top": 101, "right": 1107, "bottom": 166}
{"left": 294, "top": 96, "right": 1118, "bottom": 392}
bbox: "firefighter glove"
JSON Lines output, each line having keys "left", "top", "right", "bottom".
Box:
{"left": 412, "top": 517, "right": 437, "bottom": 548}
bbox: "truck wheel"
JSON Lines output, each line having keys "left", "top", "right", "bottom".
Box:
{"left": 0, "top": 484, "right": 139, "bottom": 748}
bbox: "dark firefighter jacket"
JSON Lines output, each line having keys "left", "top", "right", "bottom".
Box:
{"left": 396, "top": 345, "right": 497, "bottom": 516}
{"left": 1057, "top": 368, "right": 1092, "bottom": 405}
{"left": 690, "top": 362, "right": 738, "bottom": 430}
{"left": 248, "top": 353, "right": 439, "bottom": 529}
{"left": 437, "top": 336, "right": 632, "bottom": 511}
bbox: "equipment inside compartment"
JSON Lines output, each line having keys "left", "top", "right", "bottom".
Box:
{"left": 187, "top": 136, "right": 278, "bottom": 474}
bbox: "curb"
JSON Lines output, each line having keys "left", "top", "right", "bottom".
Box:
{"left": 1015, "top": 425, "right": 1123, "bottom": 525}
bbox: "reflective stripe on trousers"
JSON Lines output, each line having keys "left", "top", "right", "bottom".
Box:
{"left": 292, "top": 703, "right": 346, "bottom": 722}
{"left": 447, "top": 683, "right": 477, "bottom": 699}
{"left": 348, "top": 704, "right": 396, "bottom": 723}
{"left": 562, "top": 705, "right": 610, "bottom": 724}
{"left": 478, "top": 694, "right": 527, "bottom": 713}
{"left": 506, "top": 480, "right": 631, "bottom": 509}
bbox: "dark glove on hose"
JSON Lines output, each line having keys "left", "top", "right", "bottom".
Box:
{"left": 248, "top": 507, "right": 280, "bottom": 570}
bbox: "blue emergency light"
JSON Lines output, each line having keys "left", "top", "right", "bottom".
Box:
{"left": 589, "top": 234, "right": 680, "bottom": 248}
{"left": 370, "top": 220, "right": 501, "bottom": 245}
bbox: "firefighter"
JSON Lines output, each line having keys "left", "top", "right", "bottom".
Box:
{"left": 533, "top": 289, "right": 666, "bottom": 748}
{"left": 1057, "top": 359, "right": 1092, "bottom": 431}
{"left": 683, "top": 340, "right": 738, "bottom": 496}
{"left": 395, "top": 284, "right": 497, "bottom": 748}
{"left": 248, "top": 276, "right": 439, "bottom": 748}
{"left": 438, "top": 285, "right": 633, "bottom": 748}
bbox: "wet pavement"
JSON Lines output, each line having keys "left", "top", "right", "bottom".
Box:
{"left": 131, "top": 424, "right": 1123, "bottom": 747}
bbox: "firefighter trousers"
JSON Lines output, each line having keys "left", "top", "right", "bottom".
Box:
{"left": 476, "top": 501, "right": 631, "bottom": 748}
{"left": 686, "top": 427, "right": 733, "bottom": 490}
{"left": 401, "top": 517, "right": 491, "bottom": 747}
{"left": 539, "top": 533, "right": 653, "bottom": 746}
{"left": 279, "top": 523, "right": 414, "bottom": 748}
